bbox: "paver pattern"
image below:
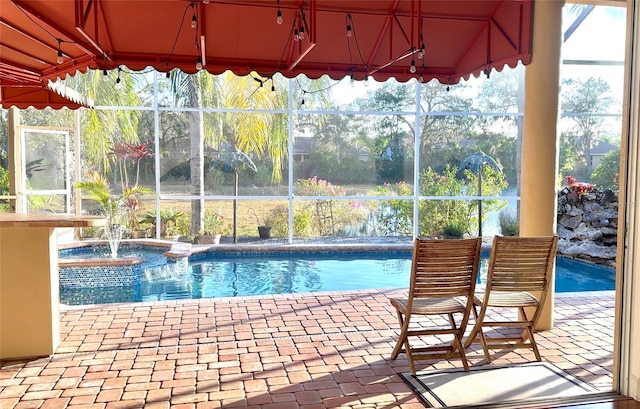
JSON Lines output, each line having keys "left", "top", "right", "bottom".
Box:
{"left": 0, "top": 290, "right": 614, "bottom": 408}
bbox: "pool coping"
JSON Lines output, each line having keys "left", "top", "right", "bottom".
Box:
{"left": 58, "top": 238, "right": 615, "bottom": 271}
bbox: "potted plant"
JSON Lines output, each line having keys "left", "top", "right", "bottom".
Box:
{"left": 250, "top": 208, "right": 272, "bottom": 239}
{"left": 197, "top": 210, "right": 231, "bottom": 244}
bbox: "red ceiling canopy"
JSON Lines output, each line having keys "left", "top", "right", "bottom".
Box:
{"left": 0, "top": 79, "right": 93, "bottom": 109}
{"left": 1, "top": 0, "right": 533, "bottom": 107}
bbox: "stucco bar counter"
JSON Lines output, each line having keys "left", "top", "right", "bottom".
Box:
{"left": 0, "top": 213, "right": 105, "bottom": 359}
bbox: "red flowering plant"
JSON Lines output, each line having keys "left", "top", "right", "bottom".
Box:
{"left": 565, "top": 175, "right": 595, "bottom": 197}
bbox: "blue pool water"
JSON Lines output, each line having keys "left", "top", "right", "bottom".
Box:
{"left": 58, "top": 248, "right": 615, "bottom": 306}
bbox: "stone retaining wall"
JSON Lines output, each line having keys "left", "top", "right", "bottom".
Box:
{"left": 557, "top": 188, "right": 618, "bottom": 266}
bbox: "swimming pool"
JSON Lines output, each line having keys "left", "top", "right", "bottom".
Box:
{"left": 58, "top": 247, "right": 616, "bottom": 306}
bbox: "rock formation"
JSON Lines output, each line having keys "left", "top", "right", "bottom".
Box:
{"left": 556, "top": 188, "right": 618, "bottom": 266}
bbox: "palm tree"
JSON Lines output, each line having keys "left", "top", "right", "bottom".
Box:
{"left": 65, "top": 69, "right": 143, "bottom": 175}
{"left": 169, "top": 70, "right": 289, "bottom": 236}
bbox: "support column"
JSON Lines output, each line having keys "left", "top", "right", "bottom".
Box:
{"left": 0, "top": 226, "right": 59, "bottom": 358}
{"left": 521, "top": 0, "right": 563, "bottom": 330}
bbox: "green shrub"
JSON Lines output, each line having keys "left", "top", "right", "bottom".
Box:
{"left": 440, "top": 219, "right": 469, "bottom": 238}
{"left": 499, "top": 210, "right": 519, "bottom": 236}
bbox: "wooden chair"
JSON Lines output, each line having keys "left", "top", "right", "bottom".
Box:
{"left": 389, "top": 237, "right": 482, "bottom": 374}
{"left": 464, "top": 235, "right": 559, "bottom": 363}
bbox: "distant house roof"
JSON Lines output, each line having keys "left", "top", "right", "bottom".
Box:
{"left": 591, "top": 142, "right": 618, "bottom": 156}
{"left": 293, "top": 137, "right": 313, "bottom": 155}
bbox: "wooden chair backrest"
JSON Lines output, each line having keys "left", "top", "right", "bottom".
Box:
{"left": 409, "top": 237, "right": 482, "bottom": 299}
{"left": 486, "top": 235, "right": 559, "bottom": 293}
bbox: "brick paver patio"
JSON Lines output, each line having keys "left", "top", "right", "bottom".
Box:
{"left": 0, "top": 289, "right": 614, "bottom": 408}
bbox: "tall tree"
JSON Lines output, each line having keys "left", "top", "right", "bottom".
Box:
{"left": 561, "top": 77, "right": 615, "bottom": 178}
{"left": 169, "top": 71, "right": 289, "bottom": 235}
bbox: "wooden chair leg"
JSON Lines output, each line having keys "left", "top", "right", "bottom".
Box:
{"left": 463, "top": 304, "right": 480, "bottom": 348}
{"left": 453, "top": 333, "right": 470, "bottom": 371}
{"left": 477, "top": 325, "right": 491, "bottom": 363}
{"left": 447, "top": 313, "right": 470, "bottom": 371}
{"left": 524, "top": 325, "right": 542, "bottom": 361}
{"left": 391, "top": 311, "right": 407, "bottom": 359}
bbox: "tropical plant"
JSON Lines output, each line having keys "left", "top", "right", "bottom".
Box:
{"left": 565, "top": 175, "right": 595, "bottom": 197}
{"left": 141, "top": 208, "right": 185, "bottom": 237}
{"left": 108, "top": 140, "right": 154, "bottom": 187}
{"left": 64, "top": 69, "right": 143, "bottom": 174}
{"left": 75, "top": 172, "right": 154, "bottom": 226}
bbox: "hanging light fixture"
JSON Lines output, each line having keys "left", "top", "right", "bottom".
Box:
{"left": 116, "top": 67, "right": 122, "bottom": 85}
{"left": 56, "top": 39, "right": 63, "bottom": 64}
{"left": 276, "top": 0, "right": 283, "bottom": 24}
{"left": 346, "top": 13, "right": 353, "bottom": 38}
{"left": 410, "top": 59, "right": 416, "bottom": 74}
{"left": 190, "top": 3, "right": 197, "bottom": 29}
{"left": 298, "top": 25, "right": 305, "bottom": 40}
{"left": 196, "top": 57, "right": 203, "bottom": 70}
{"left": 102, "top": 69, "right": 108, "bottom": 81}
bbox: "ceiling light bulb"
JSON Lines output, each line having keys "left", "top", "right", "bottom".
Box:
{"left": 346, "top": 25, "right": 352, "bottom": 38}
{"left": 417, "top": 48, "right": 424, "bottom": 60}
{"left": 191, "top": 15, "right": 197, "bottom": 28}
{"left": 271, "top": 84, "right": 275, "bottom": 92}
{"left": 294, "top": 29, "right": 299, "bottom": 41}
{"left": 196, "top": 57, "right": 203, "bottom": 70}
{"left": 276, "top": 10, "right": 283, "bottom": 24}
{"left": 116, "top": 76, "right": 121, "bottom": 85}
{"left": 410, "top": 59, "right": 416, "bottom": 74}
{"left": 102, "top": 69, "right": 108, "bottom": 81}
{"left": 418, "top": 74, "right": 424, "bottom": 83}
{"left": 57, "top": 50, "right": 63, "bottom": 64}
{"left": 364, "top": 75, "right": 369, "bottom": 87}
{"left": 298, "top": 26, "right": 304, "bottom": 39}
{"left": 203, "top": 0, "right": 209, "bottom": 3}
{"left": 350, "top": 74, "right": 355, "bottom": 87}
